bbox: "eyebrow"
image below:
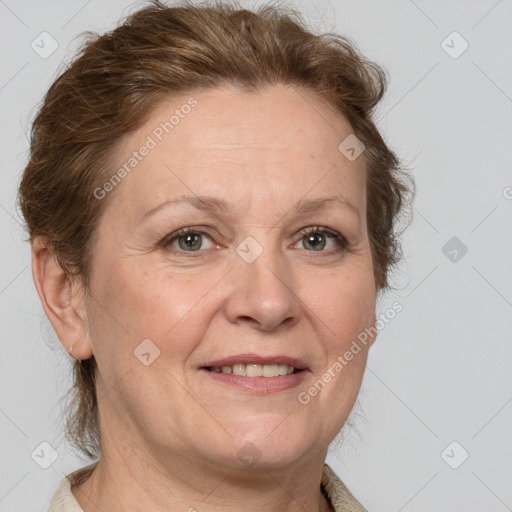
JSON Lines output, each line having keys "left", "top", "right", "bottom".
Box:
{"left": 140, "top": 195, "right": 239, "bottom": 223}
{"left": 292, "top": 196, "right": 360, "bottom": 219}
{"left": 140, "top": 194, "right": 360, "bottom": 223}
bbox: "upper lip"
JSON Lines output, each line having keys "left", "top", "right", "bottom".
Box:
{"left": 201, "top": 353, "right": 309, "bottom": 371}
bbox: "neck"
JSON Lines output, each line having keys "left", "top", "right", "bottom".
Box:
{"left": 72, "top": 436, "right": 331, "bottom": 512}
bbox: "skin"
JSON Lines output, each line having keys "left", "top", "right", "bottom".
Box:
{"left": 32, "top": 83, "right": 378, "bottom": 512}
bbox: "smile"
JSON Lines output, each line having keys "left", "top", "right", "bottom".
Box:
{"left": 206, "top": 363, "right": 299, "bottom": 377}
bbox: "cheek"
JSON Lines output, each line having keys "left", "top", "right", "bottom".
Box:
{"left": 90, "top": 262, "right": 220, "bottom": 359}
{"left": 309, "top": 269, "right": 376, "bottom": 350}
{"left": 298, "top": 272, "right": 374, "bottom": 440}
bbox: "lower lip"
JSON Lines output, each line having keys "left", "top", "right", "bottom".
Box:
{"left": 200, "top": 368, "right": 309, "bottom": 393}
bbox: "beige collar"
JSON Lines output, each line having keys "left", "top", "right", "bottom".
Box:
{"left": 48, "top": 462, "right": 367, "bottom": 512}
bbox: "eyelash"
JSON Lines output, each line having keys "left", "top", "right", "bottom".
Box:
{"left": 297, "top": 226, "right": 349, "bottom": 254}
{"left": 161, "top": 226, "right": 349, "bottom": 257}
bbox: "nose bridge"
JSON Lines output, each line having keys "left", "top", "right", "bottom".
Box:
{"left": 225, "top": 233, "right": 301, "bottom": 330}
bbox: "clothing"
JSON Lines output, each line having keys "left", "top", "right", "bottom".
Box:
{"left": 47, "top": 461, "right": 367, "bottom": 512}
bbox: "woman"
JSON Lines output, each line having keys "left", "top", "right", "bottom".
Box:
{"left": 18, "top": 1, "right": 411, "bottom": 510}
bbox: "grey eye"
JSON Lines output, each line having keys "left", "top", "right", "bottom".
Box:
{"left": 303, "top": 233, "right": 327, "bottom": 251}
{"left": 178, "top": 233, "right": 204, "bottom": 251}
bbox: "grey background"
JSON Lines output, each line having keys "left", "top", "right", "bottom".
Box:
{"left": 1, "top": 0, "right": 511, "bottom": 510}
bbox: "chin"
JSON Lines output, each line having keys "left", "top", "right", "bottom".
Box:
{"left": 221, "top": 423, "right": 322, "bottom": 471}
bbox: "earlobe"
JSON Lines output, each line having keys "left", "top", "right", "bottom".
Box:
{"left": 31, "top": 237, "right": 94, "bottom": 360}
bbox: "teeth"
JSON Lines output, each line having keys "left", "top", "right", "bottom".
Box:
{"left": 210, "top": 363, "right": 296, "bottom": 377}
{"left": 233, "top": 363, "right": 246, "bottom": 376}
{"left": 278, "top": 364, "right": 289, "bottom": 376}
{"left": 263, "top": 364, "right": 279, "bottom": 377}
{"left": 246, "top": 364, "right": 262, "bottom": 377}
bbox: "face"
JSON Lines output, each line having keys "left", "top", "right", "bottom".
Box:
{"left": 84, "top": 84, "right": 377, "bottom": 472}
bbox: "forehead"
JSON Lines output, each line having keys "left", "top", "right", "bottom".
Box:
{"left": 106, "top": 84, "right": 367, "bottom": 219}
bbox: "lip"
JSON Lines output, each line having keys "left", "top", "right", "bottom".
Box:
{"left": 199, "top": 353, "right": 310, "bottom": 394}
{"left": 201, "top": 353, "right": 309, "bottom": 370}
{"left": 200, "top": 367, "right": 309, "bottom": 393}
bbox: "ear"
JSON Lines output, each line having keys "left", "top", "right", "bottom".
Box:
{"left": 31, "top": 237, "right": 93, "bottom": 360}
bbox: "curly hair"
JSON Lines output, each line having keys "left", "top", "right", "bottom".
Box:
{"left": 17, "top": 0, "right": 413, "bottom": 458}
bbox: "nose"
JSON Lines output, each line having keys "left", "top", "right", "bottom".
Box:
{"left": 224, "top": 244, "right": 301, "bottom": 332}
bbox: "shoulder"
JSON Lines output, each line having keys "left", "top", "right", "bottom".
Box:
{"left": 321, "top": 463, "right": 368, "bottom": 512}
{"left": 47, "top": 462, "right": 98, "bottom": 512}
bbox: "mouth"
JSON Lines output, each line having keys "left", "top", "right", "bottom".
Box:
{"left": 203, "top": 363, "right": 303, "bottom": 377}
{"left": 199, "top": 354, "right": 309, "bottom": 393}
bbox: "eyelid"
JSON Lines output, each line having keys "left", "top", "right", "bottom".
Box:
{"left": 162, "top": 225, "right": 349, "bottom": 255}
{"left": 294, "top": 226, "right": 349, "bottom": 253}
{"left": 161, "top": 226, "right": 215, "bottom": 249}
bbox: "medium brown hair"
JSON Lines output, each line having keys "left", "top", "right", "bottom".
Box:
{"left": 18, "top": 0, "right": 412, "bottom": 458}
